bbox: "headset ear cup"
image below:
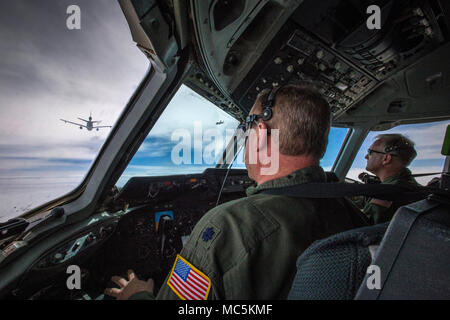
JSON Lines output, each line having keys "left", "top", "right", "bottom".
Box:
{"left": 262, "top": 108, "right": 272, "bottom": 121}
{"left": 385, "top": 145, "right": 398, "bottom": 153}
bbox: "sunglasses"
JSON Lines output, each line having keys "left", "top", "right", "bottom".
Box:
{"left": 367, "top": 148, "right": 397, "bottom": 156}
{"left": 367, "top": 148, "right": 386, "bottom": 156}
{"left": 239, "top": 114, "right": 260, "bottom": 133}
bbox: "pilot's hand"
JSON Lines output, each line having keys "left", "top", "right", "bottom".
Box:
{"left": 370, "top": 198, "right": 393, "bottom": 208}
{"left": 104, "top": 269, "right": 154, "bottom": 300}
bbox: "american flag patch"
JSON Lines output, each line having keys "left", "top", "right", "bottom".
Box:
{"left": 167, "top": 255, "right": 211, "bottom": 300}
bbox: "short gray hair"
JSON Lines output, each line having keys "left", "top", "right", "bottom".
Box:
{"left": 375, "top": 133, "right": 417, "bottom": 166}
{"left": 254, "top": 85, "right": 331, "bottom": 159}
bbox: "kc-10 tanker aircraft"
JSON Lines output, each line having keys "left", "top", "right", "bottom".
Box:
{"left": 60, "top": 113, "right": 112, "bottom": 131}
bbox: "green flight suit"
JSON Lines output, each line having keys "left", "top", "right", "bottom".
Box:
{"left": 363, "top": 168, "right": 420, "bottom": 225}
{"left": 130, "top": 165, "right": 368, "bottom": 300}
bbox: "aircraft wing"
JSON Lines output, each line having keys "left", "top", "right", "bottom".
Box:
{"left": 60, "top": 119, "right": 87, "bottom": 128}
{"left": 93, "top": 125, "right": 112, "bottom": 129}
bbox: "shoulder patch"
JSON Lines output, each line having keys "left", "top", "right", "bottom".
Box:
{"left": 167, "top": 255, "right": 211, "bottom": 300}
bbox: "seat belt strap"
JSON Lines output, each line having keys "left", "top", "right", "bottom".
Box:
{"left": 259, "top": 182, "right": 440, "bottom": 202}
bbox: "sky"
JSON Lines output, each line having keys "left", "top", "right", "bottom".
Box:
{"left": 117, "top": 85, "right": 243, "bottom": 186}
{"left": 0, "top": 0, "right": 448, "bottom": 222}
{"left": 0, "top": 0, "right": 149, "bottom": 220}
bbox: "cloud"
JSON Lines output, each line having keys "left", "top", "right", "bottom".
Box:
{"left": 0, "top": 0, "right": 149, "bottom": 148}
{"left": 0, "top": 140, "right": 102, "bottom": 160}
{"left": 0, "top": 0, "right": 152, "bottom": 218}
{"left": 148, "top": 85, "right": 240, "bottom": 138}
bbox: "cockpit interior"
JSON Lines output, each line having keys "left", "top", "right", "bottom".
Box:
{"left": 0, "top": 0, "right": 449, "bottom": 300}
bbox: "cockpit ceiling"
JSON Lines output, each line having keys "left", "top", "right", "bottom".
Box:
{"left": 190, "top": 0, "right": 450, "bottom": 127}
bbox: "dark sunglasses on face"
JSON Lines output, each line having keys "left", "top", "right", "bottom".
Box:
{"left": 367, "top": 148, "right": 397, "bottom": 156}
{"left": 239, "top": 114, "right": 260, "bottom": 133}
{"left": 367, "top": 148, "right": 386, "bottom": 156}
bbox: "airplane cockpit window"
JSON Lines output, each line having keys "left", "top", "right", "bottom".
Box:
{"left": 0, "top": 0, "right": 149, "bottom": 222}
{"left": 347, "top": 120, "right": 450, "bottom": 185}
{"left": 116, "top": 84, "right": 241, "bottom": 188}
{"left": 321, "top": 127, "right": 349, "bottom": 171}
{"left": 116, "top": 81, "right": 349, "bottom": 185}
{"left": 230, "top": 127, "right": 349, "bottom": 170}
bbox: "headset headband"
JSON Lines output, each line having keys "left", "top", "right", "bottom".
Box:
{"left": 384, "top": 138, "right": 412, "bottom": 154}
{"left": 261, "top": 85, "right": 281, "bottom": 121}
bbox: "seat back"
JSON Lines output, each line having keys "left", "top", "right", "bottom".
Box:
{"left": 288, "top": 223, "right": 387, "bottom": 300}
{"left": 355, "top": 198, "right": 450, "bottom": 299}
{"left": 325, "top": 171, "right": 339, "bottom": 182}
{"left": 288, "top": 197, "right": 450, "bottom": 300}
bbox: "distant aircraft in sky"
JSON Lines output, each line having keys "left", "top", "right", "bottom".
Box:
{"left": 216, "top": 120, "right": 224, "bottom": 125}
{"left": 60, "top": 113, "right": 112, "bottom": 131}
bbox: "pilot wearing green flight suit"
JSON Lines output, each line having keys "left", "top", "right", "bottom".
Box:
{"left": 104, "top": 85, "right": 368, "bottom": 300}
{"left": 362, "top": 134, "right": 420, "bottom": 225}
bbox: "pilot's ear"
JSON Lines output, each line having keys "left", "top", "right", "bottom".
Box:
{"left": 257, "top": 121, "right": 269, "bottom": 131}
{"left": 257, "top": 122, "right": 270, "bottom": 150}
{"left": 382, "top": 154, "right": 392, "bottom": 165}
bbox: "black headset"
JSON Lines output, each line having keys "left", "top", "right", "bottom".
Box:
{"left": 244, "top": 85, "right": 281, "bottom": 129}
{"left": 384, "top": 144, "right": 400, "bottom": 154}
{"left": 260, "top": 85, "right": 282, "bottom": 121}
{"left": 384, "top": 138, "right": 411, "bottom": 154}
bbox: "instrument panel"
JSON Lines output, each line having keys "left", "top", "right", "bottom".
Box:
{"left": 33, "top": 223, "right": 116, "bottom": 270}
{"left": 7, "top": 220, "right": 119, "bottom": 300}
{"left": 236, "top": 26, "right": 377, "bottom": 116}
{"left": 99, "top": 169, "right": 254, "bottom": 292}
{"left": 10, "top": 169, "right": 254, "bottom": 299}
{"left": 114, "top": 168, "right": 254, "bottom": 207}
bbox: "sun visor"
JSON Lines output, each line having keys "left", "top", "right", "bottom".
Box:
{"left": 118, "top": 0, "right": 178, "bottom": 72}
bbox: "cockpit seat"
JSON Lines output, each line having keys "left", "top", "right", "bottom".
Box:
{"left": 288, "top": 222, "right": 387, "bottom": 300}
{"left": 325, "top": 171, "right": 339, "bottom": 182}
{"left": 288, "top": 197, "right": 450, "bottom": 300}
{"left": 355, "top": 197, "right": 450, "bottom": 299}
